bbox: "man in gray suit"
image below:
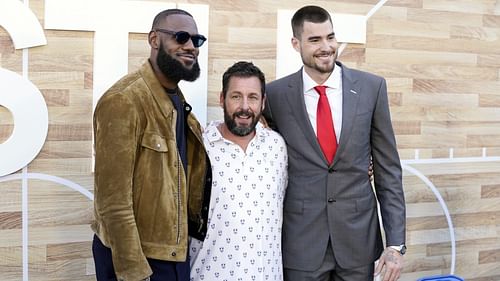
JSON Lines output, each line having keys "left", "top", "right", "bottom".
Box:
{"left": 263, "top": 5, "right": 406, "bottom": 281}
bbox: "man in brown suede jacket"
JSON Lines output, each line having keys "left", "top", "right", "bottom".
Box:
{"left": 91, "top": 9, "right": 211, "bottom": 281}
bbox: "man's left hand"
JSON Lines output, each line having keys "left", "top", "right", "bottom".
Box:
{"left": 374, "top": 247, "right": 404, "bottom": 281}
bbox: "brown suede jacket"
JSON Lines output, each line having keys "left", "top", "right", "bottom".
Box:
{"left": 92, "top": 61, "right": 211, "bottom": 281}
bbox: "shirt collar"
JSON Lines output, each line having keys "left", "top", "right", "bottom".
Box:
{"left": 302, "top": 63, "right": 342, "bottom": 92}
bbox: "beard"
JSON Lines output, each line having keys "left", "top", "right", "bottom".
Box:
{"left": 303, "top": 51, "right": 337, "bottom": 74}
{"left": 223, "top": 106, "right": 262, "bottom": 137}
{"left": 157, "top": 43, "right": 200, "bottom": 82}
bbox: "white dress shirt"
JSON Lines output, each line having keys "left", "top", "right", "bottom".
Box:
{"left": 302, "top": 66, "right": 343, "bottom": 143}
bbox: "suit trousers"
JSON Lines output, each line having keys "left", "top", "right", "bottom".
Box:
{"left": 92, "top": 234, "right": 189, "bottom": 281}
{"left": 284, "top": 239, "right": 374, "bottom": 281}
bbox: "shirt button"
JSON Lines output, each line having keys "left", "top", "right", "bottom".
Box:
{"left": 328, "top": 198, "right": 336, "bottom": 203}
{"left": 156, "top": 143, "right": 161, "bottom": 149}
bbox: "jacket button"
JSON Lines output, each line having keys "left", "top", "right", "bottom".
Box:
{"left": 171, "top": 252, "right": 176, "bottom": 257}
{"left": 328, "top": 198, "right": 336, "bottom": 203}
{"left": 328, "top": 167, "right": 336, "bottom": 173}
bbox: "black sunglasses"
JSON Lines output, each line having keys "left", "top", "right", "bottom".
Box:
{"left": 155, "top": 29, "right": 207, "bottom": 48}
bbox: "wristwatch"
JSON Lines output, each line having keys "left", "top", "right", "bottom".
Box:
{"left": 389, "top": 244, "right": 407, "bottom": 255}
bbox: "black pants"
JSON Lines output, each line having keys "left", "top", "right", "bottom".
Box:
{"left": 92, "top": 234, "right": 189, "bottom": 281}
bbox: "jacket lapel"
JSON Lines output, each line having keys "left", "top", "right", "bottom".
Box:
{"left": 334, "top": 62, "right": 360, "bottom": 166}
{"left": 284, "top": 69, "right": 326, "bottom": 161}
{"left": 140, "top": 61, "right": 175, "bottom": 122}
{"left": 140, "top": 61, "right": 204, "bottom": 144}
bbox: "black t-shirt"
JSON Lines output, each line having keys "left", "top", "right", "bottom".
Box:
{"left": 165, "top": 87, "right": 188, "bottom": 173}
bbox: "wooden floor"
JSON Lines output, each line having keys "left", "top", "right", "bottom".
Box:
{"left": 1, "top": 0, "right": 500, "bottom": 280}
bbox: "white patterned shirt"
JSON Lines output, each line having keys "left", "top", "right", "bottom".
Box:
{"left": 190, "top": 120, "right": 288, "bottom": 281}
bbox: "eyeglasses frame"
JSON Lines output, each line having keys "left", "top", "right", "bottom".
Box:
{"left": 154, "top": 29, "right": 207, "bottom": 48}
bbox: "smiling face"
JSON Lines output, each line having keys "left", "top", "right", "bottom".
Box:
{"left": 156, "top": 40, "right": 200, "bottom": 82}
{"left": 151, "top": 13, "right": 201, "bottom": 82}
{"left": 292, "top": 20, "right": 338, "bottom": 81}
{"left": 221, "top": 76, "right": 265, "bottom": 137}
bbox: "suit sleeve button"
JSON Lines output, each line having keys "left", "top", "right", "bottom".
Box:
{"left": 328, "top": 198, "right": 336, "bottom": 203}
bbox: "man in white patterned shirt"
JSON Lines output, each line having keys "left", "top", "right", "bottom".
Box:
{"left": 190, "top": 61, "right": 288, "bottom": 281}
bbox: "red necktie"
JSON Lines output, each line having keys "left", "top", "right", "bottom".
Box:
{"left": 314, "top": 85, "right": 337, "bottom": 164}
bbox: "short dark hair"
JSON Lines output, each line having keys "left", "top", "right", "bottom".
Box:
{"left": 291, "top": 5, "right": 332, "bottom": 38}
{"left": 222, "top": 61, "right": 266, "bottom": 98}
{"left": 151, "top": 9, "right": 193, "bottom": 29}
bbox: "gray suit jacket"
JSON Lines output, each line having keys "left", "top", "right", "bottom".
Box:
{"left": 264, "top": 62, "right": 405, "bottom": 271}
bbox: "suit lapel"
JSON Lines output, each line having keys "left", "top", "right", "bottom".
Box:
{"left": 334, "top": 63, "right": 360, "bottom": 165}
{"left": 284, "top": 69, "right": 325, "bottom": 158}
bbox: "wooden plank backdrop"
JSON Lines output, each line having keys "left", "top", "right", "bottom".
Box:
{"left": 1, "top": 0, "right": 500, "bottom": 280}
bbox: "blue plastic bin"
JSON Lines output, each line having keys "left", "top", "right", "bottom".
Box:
{"left": 417, "top": 275, "right": 464, "bottom": 281}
